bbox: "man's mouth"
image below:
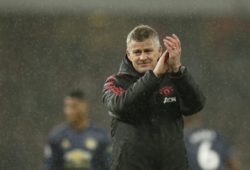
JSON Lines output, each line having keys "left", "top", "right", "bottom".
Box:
{"left": 138, "top": 62, "right": 151, "bottom": 67}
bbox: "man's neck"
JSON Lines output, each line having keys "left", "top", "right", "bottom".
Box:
{"left": 70, "top": 118, "right": 89, "bottom": 130}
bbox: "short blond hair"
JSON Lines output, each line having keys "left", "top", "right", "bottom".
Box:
{"left": 126, "top": 25, "right": 160, "bottom": 47}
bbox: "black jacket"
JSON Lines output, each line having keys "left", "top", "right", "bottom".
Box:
{"left": 102, "top": 56, "right": 205, "bottom": 126}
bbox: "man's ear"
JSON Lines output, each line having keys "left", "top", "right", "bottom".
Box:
{"left": 126, "top": 50, "right": 132, "bottom": 61}
{"left": 82, "top": 101, "right": 90, "bottom": 114}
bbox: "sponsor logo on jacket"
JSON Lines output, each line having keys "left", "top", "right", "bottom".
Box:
{"left": 163, "top": 97, "right": 177, "bottom": 103}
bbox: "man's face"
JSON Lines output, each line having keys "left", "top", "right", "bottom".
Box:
{"left": 64, "top": 97, "right": 89, "bottom": 123}
{"left": 127, "top": 38, "right": 162, "bottom": 73}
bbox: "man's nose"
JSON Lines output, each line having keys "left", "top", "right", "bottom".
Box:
{"left": 139, "top": 53, "right": 148, "bottom": 60}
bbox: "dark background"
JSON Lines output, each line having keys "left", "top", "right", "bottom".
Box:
{"left": 0, "top": 2, "right": 250, "bottom": 169}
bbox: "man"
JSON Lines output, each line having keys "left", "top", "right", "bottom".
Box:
{"left": 102, "top": 25, "right": 205, "bottom": 170}
{"left": 44, "top": 90, "right": 111, "bottom": 170}
{"left": 184, "top": 114, "right": 239, "bottom": 170}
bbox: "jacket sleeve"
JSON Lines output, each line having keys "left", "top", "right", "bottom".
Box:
{"left": 170, "top": 67, "right": 206, "bottom": 116}
{"left": 102, "top": 70, "right": 160, "bottom": 118}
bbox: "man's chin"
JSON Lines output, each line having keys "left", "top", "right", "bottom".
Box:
{"left": 137, "top": 67, "right": 153, "bottom": 73}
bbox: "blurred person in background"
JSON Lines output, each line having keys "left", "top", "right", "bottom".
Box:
{"left": 44, "top": 90, "right": 111, "bottom": 170}
{"left": 184, "top": 114, "right": 239, "bottom": 170}
{"left": 102, "top": 25, "right": 205, "bottom": 170}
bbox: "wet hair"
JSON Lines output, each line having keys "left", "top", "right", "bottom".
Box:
{"left": 126, "top": 25, "right": 160, "bottom": 47}
{"left": 67, "top": 89, "right": 85, "bottom": 100}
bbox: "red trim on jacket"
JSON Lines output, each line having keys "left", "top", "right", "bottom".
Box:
{"left": 104, "top": 75, "right": 125, "bottom": 96}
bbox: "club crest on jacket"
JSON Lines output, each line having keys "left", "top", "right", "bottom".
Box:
{"left": 160, "top": 86, "right": 174, "bottom": 96}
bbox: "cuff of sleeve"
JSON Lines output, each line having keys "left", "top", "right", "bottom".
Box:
{"left": 146, "top": 70, "right": 160, "bottom": 82}
{"left": 148, "top": 70, "right": 160, "bottom": 80}
{"left": 170, "top": 66, "right": 187, "bottom": 79}
{"left": 143, "top": 70, "right": 161, "bottom": 88}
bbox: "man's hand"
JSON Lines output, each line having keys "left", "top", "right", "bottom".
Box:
{"left": 153, "top": 50, "right": 170, "bottom": 77}
{"left": 163, "top": 34, "right": 182, "bottom": 72}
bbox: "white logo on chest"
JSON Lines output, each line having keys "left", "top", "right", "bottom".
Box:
{"left": 163, "top": 97, "right": 176, "bottom": 103}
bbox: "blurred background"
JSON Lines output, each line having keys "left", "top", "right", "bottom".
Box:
{"left": 0, "top": 0, "right": 249, "bottom": 169}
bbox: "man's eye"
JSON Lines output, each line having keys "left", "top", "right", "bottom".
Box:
{"left": 133, "top": 51, "right": 142, "bottom": 55}
{"left": 144, "top": 49, "right": 153, "bottom": 53}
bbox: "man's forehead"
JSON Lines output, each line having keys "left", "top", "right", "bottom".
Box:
{"left": 128, "top": 39, "right": 156, "bottom": 50}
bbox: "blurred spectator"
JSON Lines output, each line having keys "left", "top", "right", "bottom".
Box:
{"left": 184, "top": 114, "right": 239, "bottom": 170}
{"left": 44, "top": 90, "right": 111, "bottom": 170}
